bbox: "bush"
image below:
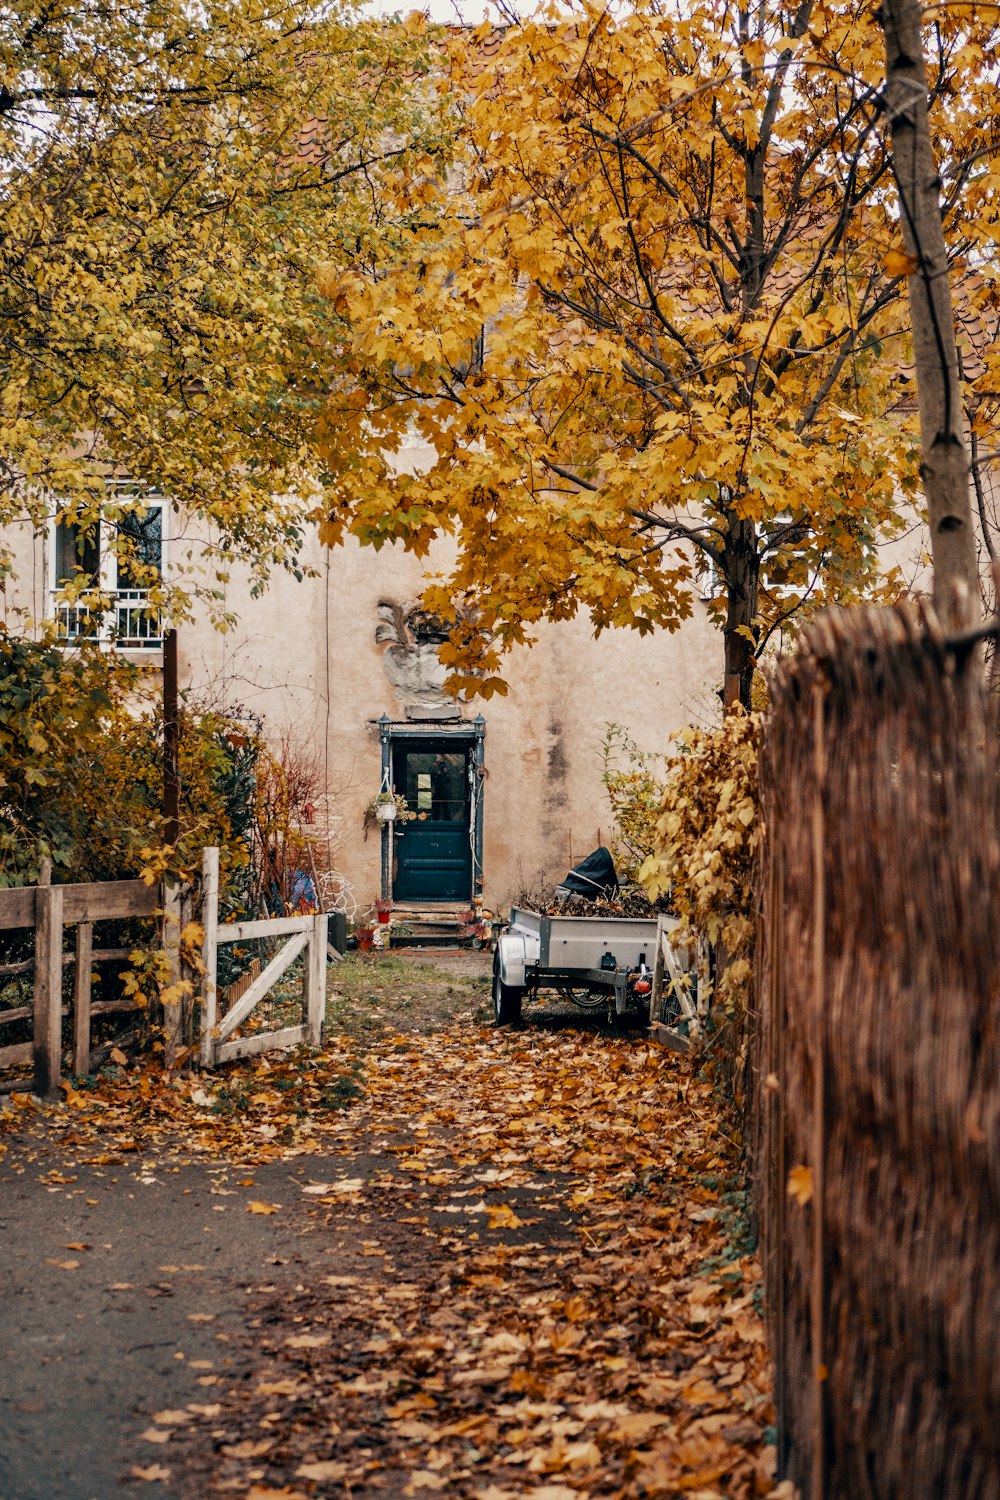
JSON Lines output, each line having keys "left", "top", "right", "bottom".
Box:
{"left": 600, "top": 722, "right": 669, "bottom": 882}
{"left": 639, "top": 709, "right": 760, "bottom": 1110}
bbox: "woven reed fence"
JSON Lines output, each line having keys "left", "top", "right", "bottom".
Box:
{"left": 754, "top": 602, "right": 1000, "bottom": 1500}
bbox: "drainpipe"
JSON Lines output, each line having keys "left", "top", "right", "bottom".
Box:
{"left": 473, "top": 715, "right": 486, "bottom": 896}
{"left": 378, "top": 714, "right": 391, "bottom": 901}
{"left": 163, "top": 627, "right": 179, "bottom": 848}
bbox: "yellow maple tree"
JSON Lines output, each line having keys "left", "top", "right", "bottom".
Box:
{"left": 0, "top": 0, "right": 447, "bottom": 609}
{"left": 318, "top": 0, "right": 1000, "bottom": 704}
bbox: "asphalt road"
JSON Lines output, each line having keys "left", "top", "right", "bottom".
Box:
{"left": 0, "top": 1148, "right": 368, "bottom": 1500}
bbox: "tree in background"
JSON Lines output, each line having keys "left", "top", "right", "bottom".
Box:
{"left": 878, "top": 0, "right": 984, "bottom": 625}
{"left": 318, "top": 0, "right": 1000, "bottom": 705}
{"left": 1, "top": 0, "right": 447, "bottom": 611}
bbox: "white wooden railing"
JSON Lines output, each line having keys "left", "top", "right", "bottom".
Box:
{"left": 51, "top": 590, "right": 163, "bottom": 649}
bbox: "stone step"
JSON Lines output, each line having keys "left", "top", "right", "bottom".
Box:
{"left": 388, "top": 910, "right": 479, "bottom": 950}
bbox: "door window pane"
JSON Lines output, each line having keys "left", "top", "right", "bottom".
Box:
{"left": 395, "top": 749, "right": 468, "bottom": 823}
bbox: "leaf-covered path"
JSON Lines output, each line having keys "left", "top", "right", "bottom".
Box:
{"left": 0, "top": 956, "right": 776, "bottom": 1500}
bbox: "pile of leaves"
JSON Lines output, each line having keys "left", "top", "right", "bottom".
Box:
{"left": 0, "top": 1042, "right": 365, "bottom": 1166}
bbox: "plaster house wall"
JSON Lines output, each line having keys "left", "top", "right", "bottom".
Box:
{"left": 320, "top": 534, "right": 723, "bottom": 912}
{"left": 170, "top": 526, "right": 724, "bottom": 912}
{"left": 1, "top": 506, "right": 723, "bottom": 912}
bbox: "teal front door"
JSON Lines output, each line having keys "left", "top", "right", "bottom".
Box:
{"left": 392, "top": 740, "right": 472, "bottom": 901}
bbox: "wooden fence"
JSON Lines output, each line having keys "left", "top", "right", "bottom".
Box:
{"left": 0, "top": 873, "right": 172, "bottom": 1097}
{"left": 754, "top": 602, "right": 1000, "bottom": 1499}
{"left": 0, "top": 848, "right": 334, "bottom": 1093}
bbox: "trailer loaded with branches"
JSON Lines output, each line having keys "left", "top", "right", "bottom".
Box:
{"left": 492, "top": 849, "right": 695, "bottom": 1034}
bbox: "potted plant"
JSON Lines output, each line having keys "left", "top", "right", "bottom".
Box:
{"left": 354, "top": 922, "right": 376, "bottom": 952}
{"left": 364, "top": 790, "right": 413, "bottom": 830}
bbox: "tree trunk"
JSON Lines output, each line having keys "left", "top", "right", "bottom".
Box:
{"left": 723, "top": 515, "right": 761, "bottom": 710}
{"left": 879, "top": 0, "right": 979, "bottom": 627}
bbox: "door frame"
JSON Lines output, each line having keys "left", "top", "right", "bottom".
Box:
{"left": 377, "top": 714, "right": 486, "bottom": 903}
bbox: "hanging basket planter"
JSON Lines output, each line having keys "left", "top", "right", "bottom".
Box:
{"left": 364, "top": 792, "right": 414, "bottom": 832}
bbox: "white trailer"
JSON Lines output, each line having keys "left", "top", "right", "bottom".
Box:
{"left": 492, "top": 906, "right": 689, "bottom": 1027}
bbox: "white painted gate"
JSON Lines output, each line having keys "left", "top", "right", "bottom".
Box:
{"left": 199, "top": 847, "right": 328, "bottom": 1067}
{"left": 648, "top": 913, "right": 707, "bottom": 1053}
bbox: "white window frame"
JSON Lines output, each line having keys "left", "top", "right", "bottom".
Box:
{"left": 48, "top": 486, "right": 168, "bottom": 652}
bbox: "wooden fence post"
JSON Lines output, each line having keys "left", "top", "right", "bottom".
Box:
{"left": 72, "top": 922, "right": 93, "bottom": 1077}
{"left": 162, "top": 878, "right": 183, "bottom": 1068}
{"left": 811, "top": 683, "right": 828, "bottom": 1500}
{"left": 33, "top": 883, "right": 64, "bottom": 1099}
{"left": 199, "top": 847, "right": 220, "bottom": 1068}
{"left": 307, "top": 912, "right": 328, "bottom": 1047}
{"left": 766, "top": 813, "right": 789, "bottom": 1473}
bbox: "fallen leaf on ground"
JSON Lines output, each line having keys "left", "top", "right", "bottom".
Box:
{"left": 485, "top": 1202, "right": 524, "bottom": 1230}
{"left": 245, "top": 1489, "right": 309, "bottom": 1500}
{"left": 296, "top": 1460, "right": 349, "bottom": 1481}
{"left": 4, "top": 966, "right": 771, "bottom": 1500}
{"left": 222, "top": 1437, "right": 273, "bottom": 1458}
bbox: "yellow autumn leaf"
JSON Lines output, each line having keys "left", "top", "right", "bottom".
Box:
{"left": 884, "top": 246, "right": 919, "bottom": 277}
{"left": 612, "top": 1411, "right": 670, "bottom": 1440}
{"left": 245, "top": 1488, "right": 309, "bottom": 1500}
{"left": 485, "top": 1202, "right": 524, "bottom": 1230}
{"left": 247, "top": 1200, "right": 280, "bottom": 1215}
{"left": 787, "top": 1164, "right": 814, "bottom": 1205}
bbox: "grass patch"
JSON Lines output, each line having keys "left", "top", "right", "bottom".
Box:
{"left": 324, "top": 952, "right": 492, "bottom": 1044}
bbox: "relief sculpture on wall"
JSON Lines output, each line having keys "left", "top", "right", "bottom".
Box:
{"left": 375, "top": 600, "right": 463, "bottom": 721}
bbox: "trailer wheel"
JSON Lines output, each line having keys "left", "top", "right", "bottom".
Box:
{"left": 492, "top": 954, "right": 523, "bottom": 1025}
{"left": 558, "top": 986, "right": 605, "bottom": 1011}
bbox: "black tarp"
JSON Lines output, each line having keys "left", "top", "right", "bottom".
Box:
{"left": 558, "top": 846, "right": 619, "bottom": 899}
